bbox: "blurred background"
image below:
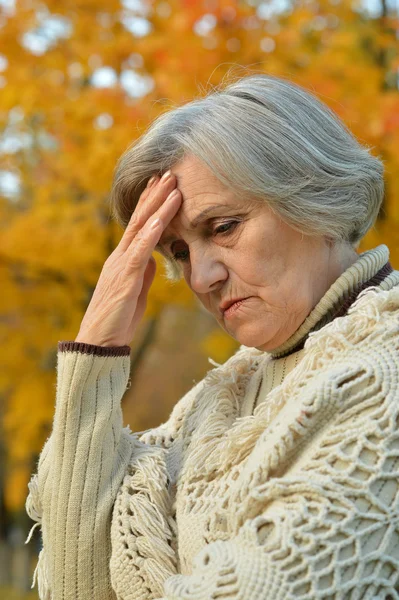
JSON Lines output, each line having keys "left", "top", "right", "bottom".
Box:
{"left": 0, "top": 0, "right": 398, "bottom": 596}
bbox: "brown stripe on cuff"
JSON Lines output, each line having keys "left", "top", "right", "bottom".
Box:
{"left": 58, "top": 341, "right": 131, "bottom": 357}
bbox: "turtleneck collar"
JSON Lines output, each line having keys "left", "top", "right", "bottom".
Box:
{"left": 268, "top": 244, "right": 395, "bottom": 359}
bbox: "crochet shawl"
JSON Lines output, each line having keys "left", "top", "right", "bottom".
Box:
{"left": 25, "top": 246, "right": 399, "bottom": 600}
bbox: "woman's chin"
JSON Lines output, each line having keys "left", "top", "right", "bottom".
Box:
{"left": 223, "top": 320, "right": 278, "bottom": 350}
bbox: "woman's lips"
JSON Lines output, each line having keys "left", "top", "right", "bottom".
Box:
{"left": 223, "top": 297, "right": 252, "bottom": 318}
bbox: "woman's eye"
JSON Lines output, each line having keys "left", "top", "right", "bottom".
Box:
{"left": 214, "top": 221, "right": 239, "bottom": 235}
{"left": 173, "top": 249, "right": 189, "bottom": 262}
{"left": 170, "top": 242, "right": 189, "bottom": 262}
{"left": 170, "top": 220, "right": 239, "bottom": 262}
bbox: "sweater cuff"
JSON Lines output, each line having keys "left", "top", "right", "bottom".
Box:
{"left": 58, "top": 341, "right": 131, "bottom": 357}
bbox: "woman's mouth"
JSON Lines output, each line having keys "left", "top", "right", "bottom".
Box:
{"left": 222, "top": 297, "right": 252, "bottom": 318}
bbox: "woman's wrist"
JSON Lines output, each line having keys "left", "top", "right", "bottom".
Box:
{"left": 74, "top": 337, "right": 126, "bottom": 348}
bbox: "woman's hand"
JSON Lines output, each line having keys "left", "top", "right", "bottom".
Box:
{"left": 75, "top": 171, "right": 182, "bottom": 347}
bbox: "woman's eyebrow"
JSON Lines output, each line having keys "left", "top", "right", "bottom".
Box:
{"left": 155, "top": 203, "right": 229, "bottom": 253}
{"left": 188, "top": 204, "right": 225, "bottom": 228}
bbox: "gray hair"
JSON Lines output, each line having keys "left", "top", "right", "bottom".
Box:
{"left": 108, "top": 71, "right": 384, "bottom": 280}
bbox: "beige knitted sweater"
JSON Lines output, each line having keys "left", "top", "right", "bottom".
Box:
{"left": 26, "top": 244, "right": 399, "bottom": 599}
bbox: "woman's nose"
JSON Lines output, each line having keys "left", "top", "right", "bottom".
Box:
{"left": 189, "top": 251, "right": 228, "bottom": 294}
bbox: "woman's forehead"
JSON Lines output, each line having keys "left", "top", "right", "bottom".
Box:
{"left": 170, "top": 155, "right": 260, "bottom": 215}
{"left": 171, "top": 155, "right": 233, "bottom": 201}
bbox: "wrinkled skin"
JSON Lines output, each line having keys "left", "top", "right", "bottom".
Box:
{"left": 157, "top": 154, "right": 358, "bottom": 352}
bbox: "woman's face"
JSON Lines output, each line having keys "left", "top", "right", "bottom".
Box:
{"left": 156, "top": 155, "right": 354, "bottom": 352}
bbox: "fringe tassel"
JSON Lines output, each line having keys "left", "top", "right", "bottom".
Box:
{"left": 31, "top": 549, "right": 51, "bottom": 599}
{"left": 25, "top": 473, "right": 42, "bottom": 523}
{"left": 25, "top": 473, "right": 52, "bottom": 598}
{"left": 179, "top": 347, "right": 263, "bottom": 478}
{"left": 111, "top": 444, "right": 178, "bottom": 599}
{"left": 25, "top": 522, "right": 40, "bottom": 545}
{"left": 208, "top": 357, "right": 223, "bottom": 368}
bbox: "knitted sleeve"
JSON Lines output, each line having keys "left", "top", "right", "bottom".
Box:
{"left": 160, "top": 343, "right": 399, "bottom": 599}
{"left": 24, "top": 342, "right": 202, "bottom": 600}
{"left": 24, "top": 343, "right": 134, "bottom": 600}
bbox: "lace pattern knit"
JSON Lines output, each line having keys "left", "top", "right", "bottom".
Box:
{"left": 25, "top": 244, "right": 399, "bottom": 599}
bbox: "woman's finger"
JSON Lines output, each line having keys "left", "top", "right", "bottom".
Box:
{"left": 125, "top": 189, "right": 182, "bottom": 275}
{"left": 118, "top": 172, "right": 177, "bottom": 253}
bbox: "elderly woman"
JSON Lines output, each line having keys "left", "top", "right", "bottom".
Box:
{"left": 26, "top": 73, "right": 399, "bottom": 600}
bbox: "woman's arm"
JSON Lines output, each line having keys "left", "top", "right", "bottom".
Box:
{"left": 26, "top": 340, "right": 206, "bottom": 600}
{"left": 25, "top": 171, "right": 187, "bottom": 599}
{"left": 25, "top": 343, "right": 136, "bottom": 600}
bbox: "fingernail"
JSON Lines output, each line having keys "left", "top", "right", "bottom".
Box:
{"left": 167, "top": 189, "right": 179, "bottom": 201}
{"left": 161, "top": 170, "right": 171, "bottom": 181}
{"left": 147, "top": 176, "right": 156, "bottom": 187}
